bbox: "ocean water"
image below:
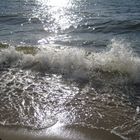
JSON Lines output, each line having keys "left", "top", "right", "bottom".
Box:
{"left": 0, "top": 0, "right": 140, "bottom": 140}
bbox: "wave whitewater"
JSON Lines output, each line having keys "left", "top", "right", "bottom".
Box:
{"left": 0, "top": 39, "right": 140, "bottom": 82}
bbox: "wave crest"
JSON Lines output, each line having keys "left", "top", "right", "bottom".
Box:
{"left": 0, "top": 40, "right": 140, "bottom": 82}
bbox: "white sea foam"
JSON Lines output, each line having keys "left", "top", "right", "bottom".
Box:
{"left": 93, "top": 39, "right": 140, "bottom": 79}
{"left": 0, "top": 39, "right": 140, "bottom": 82}
{"left": 0, "top": 47, "right": 22, "bottom": 67}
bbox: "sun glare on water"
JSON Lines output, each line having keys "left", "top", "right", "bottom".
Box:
{"left": 48, "top": 0, "right": 70, "bottom": 7}
{"left": 36, "top": 0, "right": 71, "bottom": 7}
{"left": 34, "top": 0, "right": 79, "bottom": 44}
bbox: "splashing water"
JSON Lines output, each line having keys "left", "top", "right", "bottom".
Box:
{"left": 0, "top": 39, "right": 140, "bottom": 82}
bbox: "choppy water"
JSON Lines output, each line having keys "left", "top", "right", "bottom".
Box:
{"left": 0, "top": 0, "right": 140, "bottom": 140}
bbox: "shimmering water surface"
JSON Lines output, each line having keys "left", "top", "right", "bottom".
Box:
{"left": 0, "top": 0, "right": 140, "bottom": 140}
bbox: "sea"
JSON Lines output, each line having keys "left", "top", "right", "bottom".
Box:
{"left": 0, "top": 0, "right": 140, "bottom": 140}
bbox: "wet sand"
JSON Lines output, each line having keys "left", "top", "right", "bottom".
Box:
{"left": 0, "top": 124, "right": 123, "bottom": 140}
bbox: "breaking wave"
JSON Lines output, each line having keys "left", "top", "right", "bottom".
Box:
{"left": 0, "top": 39, "right": 140, "bottom": 82}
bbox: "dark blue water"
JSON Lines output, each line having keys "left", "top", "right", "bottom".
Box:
{"left": 0, "top": 0, "right": 140, "bottom": 49}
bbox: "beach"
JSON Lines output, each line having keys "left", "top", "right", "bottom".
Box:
{"left": 0, "top": 0, "right": 140, "bottom": 139}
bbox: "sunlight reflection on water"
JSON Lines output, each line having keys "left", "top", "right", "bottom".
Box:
{"left": 31, "top": 0, "right": 81, "bottom": 44}
{"left": 38, "top": 0, "right": 71, "bottom": 7}
{"left": 34, "top": 0, "right": 77, "bottom": 29}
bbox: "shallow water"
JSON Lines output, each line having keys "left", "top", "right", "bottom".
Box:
{"left": 0, "top": 0, "right": 140, "bottom": 140}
